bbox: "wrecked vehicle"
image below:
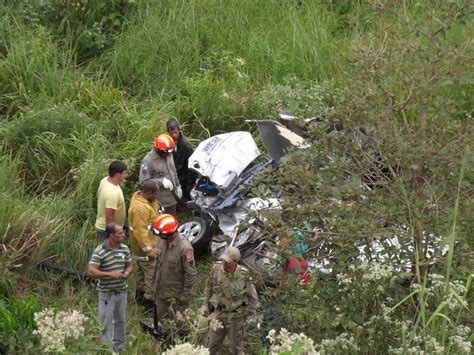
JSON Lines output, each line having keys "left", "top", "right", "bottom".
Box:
{"left": 178, "top": 113, "right": 451, "bottom": 277}
{"left": 178, "top": 118, "right": 304, "bottom": 272}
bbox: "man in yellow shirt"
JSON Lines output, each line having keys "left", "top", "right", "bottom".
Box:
{"left": 95, "top": 161, "right": 128, "bottom": 240}
{"left": 128, "top": 180, "right": 160, "bottom": 312}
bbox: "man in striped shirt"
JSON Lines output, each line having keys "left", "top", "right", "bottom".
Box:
{"left": 88, "top": 222, "right": 132, "bottom": 353}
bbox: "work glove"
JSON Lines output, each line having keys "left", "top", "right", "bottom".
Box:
{"left": 175, "top": 185, "right": 183, "bottom": 199}
{"left": 199, "top": 304, "right": 209, "bottom": 316}
{"left": 162, "top": 177, "right": 173, "bottom": 191}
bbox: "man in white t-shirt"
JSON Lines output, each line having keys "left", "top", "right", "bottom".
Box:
{"left": 95, "top": 160, "right": 128, "bottom": 240}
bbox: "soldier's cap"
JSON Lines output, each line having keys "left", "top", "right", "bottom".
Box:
{"left": 220, "top": 246, "right": 241, "bottom": 263}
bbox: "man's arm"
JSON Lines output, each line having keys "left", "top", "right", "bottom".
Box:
{"left": 123, "top": 248, "right": 133, "bottom": 278}
{"left": 202, "top": 266, "right": 214, "bottom": 304}
{"left": 122, "top": 262, "right": 133, "bottom": 279}
{"left": 129, "top": 206, "right": 156, "bottom": 258}
{"left": 200, "top": 265, "right": 215, "bottom": 315}
{"left": 139, "top": 161, "right": 172, "bottom": 190}
{"left": 105, "top": 208, "right": 116, "bottom": 225}
{"left": 182, "top": 141, "right": 198, "bottom": 192}
{"left": 244, "top": 271, "right": 259, "bottom": 312}
{"left": 87, "top": 264, "right": 125, "bottom": 279}
{"left": 104, "top": 190, "right": 120, "bottom": 224}
{"left": 180, "top": 248, "right": 197, "bottom": 304}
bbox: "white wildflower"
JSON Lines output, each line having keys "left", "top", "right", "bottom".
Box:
{"left": 425, "top": 335, "right": 445, "bottom": 354}
{"left": 317, "top": 333, "right": 359, "bottom": 353}
{"left": 450, "top": 335, "right": 472, "bottom": 353}
{"left": 162, "top": 342, "right": 209, "bottom": 355}
{"left": 209, "top": 314, "right": 223, "bottom": 332}
{"left": 267, "top": 328, "right": 319, "bottom": 354}
{"left": 360, "top": 261, "right": 394, "bottom": 281}
{"left": 33, "top": 308, "right": 87, "bottom": 353}
{"left": 336, "top": 273, "right": 352, "bottom": 286}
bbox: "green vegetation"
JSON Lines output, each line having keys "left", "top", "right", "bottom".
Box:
{"left": 0, "top": 0, "right": 472, "bottom": 353}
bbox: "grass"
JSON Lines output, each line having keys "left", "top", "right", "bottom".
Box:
{"left": 0, "top": 0, "right": 472, "bottom": 353}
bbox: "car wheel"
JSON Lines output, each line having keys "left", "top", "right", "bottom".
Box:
{"left": 242, "top": 253, "right": 279, "bottom": 274}
{"left": 178, "top": 217, "right": 211, "bottom": 254}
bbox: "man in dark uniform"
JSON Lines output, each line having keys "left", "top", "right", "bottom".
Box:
{"left": 166, "top": 119, "right": 198, "bottom": 201}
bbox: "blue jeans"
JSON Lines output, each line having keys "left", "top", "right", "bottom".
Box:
{"left": 96, "top": 229, "right": 107, "bottom": 241}
{"left": 98, "top": 290, "right": 127, "bottom": 352}
{"left": 261, "top": 302, "right": 275, "bottom": 345}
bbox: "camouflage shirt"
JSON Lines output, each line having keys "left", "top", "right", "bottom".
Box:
{"left": 203, "top": 262, "right": 259, "bottom": 313}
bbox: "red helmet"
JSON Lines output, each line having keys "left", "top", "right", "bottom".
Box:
{"left": 151, "top": 214, "right": 178, "bottom": 235}
{"left": 154, "top": 134, "right": 175, "bottom": 153}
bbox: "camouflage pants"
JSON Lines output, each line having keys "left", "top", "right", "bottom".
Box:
{"left": 135, "top": 258, "right": 156, "bottom": 301}
{"left": 208, "top": 310, "right": 244, "bottom": 355}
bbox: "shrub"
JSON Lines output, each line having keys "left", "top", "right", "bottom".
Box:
{"left": 175, "top": 50, "right": 253, "bottom": 136}
{"left": 8, "top": 0, "right": 137, "bottom": 61}
{"left": 254, "top": 77, "right": 342, "bottom": 119}
{"left": 252, "top": 2, "right": 472, "bottom": 353}
{"left": 33, "top": 308, "right": 87, "bottom": 353}
{"left": 0, "top": 294, "right": 42, "bottom": 354}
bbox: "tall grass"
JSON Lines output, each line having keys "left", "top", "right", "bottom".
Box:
{"left": 101, "top": 0, "right": 346, "bottom": 99}
{"left": 0, "top": 1, "right": 472, "bottom": 352}
{"left": 0, "top": 24, "right": 78, "bottom": 114}
{"left": 389, "top": 152, "right": 471, "bottom": 353}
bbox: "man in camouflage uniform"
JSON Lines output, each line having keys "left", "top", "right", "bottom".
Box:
{"left": 151, "top": 214, "right": 197, "bottom": 335}
{"left": 139, "top": 133, "right": 181, "bottom": 215}
{"left": 201, "top": 247, "right": 259, "bottom": 355}
{"left": 128, "top": 180, "right": 160, "bottom": 312}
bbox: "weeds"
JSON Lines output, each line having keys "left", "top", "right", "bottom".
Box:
{"left": 0, "top": 0, "right": 472, "bottom": 353}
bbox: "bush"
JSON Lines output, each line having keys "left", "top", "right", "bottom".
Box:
{"left": 0, "top": 294, "right": 42, "bottom": 354}
{"left": 252, "top": 2, "right": 473, "bottom": 353}
{"left": 7, "top": 0, "right": 137, "bottom": 62}
{"left": 175, "top": 50, "right": 253, "bottom": 135}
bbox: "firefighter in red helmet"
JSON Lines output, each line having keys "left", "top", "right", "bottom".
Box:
{"left": 139, "top": 133, "right": 182, "bottom": 215}
{"left": 149, "top": 214, "right": 197, "bottom": 336}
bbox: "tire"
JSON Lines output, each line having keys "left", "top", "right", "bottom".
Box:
{"left": 178, "top": 216, "right": 212, "bottom": 254}
{"left": 241, "top": 252, "right": 279, "bottom": 275}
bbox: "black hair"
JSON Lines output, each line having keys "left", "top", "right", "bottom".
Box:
{"left": 166, "top": 118, "right": 180, "bottom": 132}
{"left": 141, "top": 180, "right": 158, "bottom": 193}
{"left": 105, "top": 222, "right": 118, "bottom": 238}
{"left": 108, "top": 160, "right": 127, "bottom": 177}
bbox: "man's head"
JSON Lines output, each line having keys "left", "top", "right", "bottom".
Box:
{"left": 108, "top": 160, "right": 128, "bottom": 182}
{"left": 153, "top": 134, "right": 175, "bottom": 159}
{"left": 105, "top": 222, "right": 125, "bottom": 245}
{"left": 166, "top": 119, "right": 181, "bottom": 142}
{"left": 140, "top": 180, "right": 158, "bottom": 202}
{"left": 221, "top": 246, "right": 240, "bottom": 273}
{"left": 151, "top": 214, "right": 179, "bottom": 240}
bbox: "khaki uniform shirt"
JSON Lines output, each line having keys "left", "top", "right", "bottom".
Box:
{"left": 128, "top": 191, "right": 159, "bottom": 257}
{"left": 203, "top": 262, "right": 259, "bottom": 313}
{"left": 139, "top": 149, "right": 179, "bottom": 207}
{"left": 153, "top": 234, "right": 197, "bottom": 301}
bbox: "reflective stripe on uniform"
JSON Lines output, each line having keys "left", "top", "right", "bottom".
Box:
{"left": 142, "top": 245, "right": 152, "bottom": 252}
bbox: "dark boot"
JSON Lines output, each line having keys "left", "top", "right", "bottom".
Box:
{"left": 135, "top": 290, "right": 145, "bottom": 305}
{"left": 139, "top": 305, "right": 166, "bottom": 340}
{"left": 142, "top": 298, "right": 155, "bottom": 316}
